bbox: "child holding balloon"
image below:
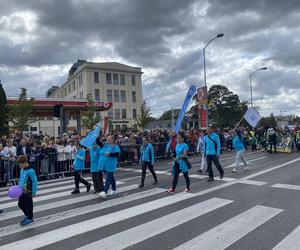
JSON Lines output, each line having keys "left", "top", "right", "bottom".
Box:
{"left": 15, "top": 155, "right": 38, "bottom": 226}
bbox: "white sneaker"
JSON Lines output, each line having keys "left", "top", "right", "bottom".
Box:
{"left": 98, "top": 191, "right": 107, "bottom": 198}
{"left": 243, "top": 167, "right": 249, "bottom": 171}
{"left": 232, "top": 168, "right": 237, "bottom": 173}
{"left": 108, "top": 190, "right": 117, "bottom": 196}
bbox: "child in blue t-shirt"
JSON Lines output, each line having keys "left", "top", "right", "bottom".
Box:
{"left": 16, "top": 155, "right": 38, "bottom": 226}
{"left": 71, "top": 144, "right": 91, "bottom": 194}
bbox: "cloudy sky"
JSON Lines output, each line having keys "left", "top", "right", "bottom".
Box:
{"left": 1, "top": 0, "right": 300, "bottom": 117}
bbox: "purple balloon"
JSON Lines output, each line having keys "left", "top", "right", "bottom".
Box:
{"left": 8, "top": 185, "right": 23, "bottom": 199}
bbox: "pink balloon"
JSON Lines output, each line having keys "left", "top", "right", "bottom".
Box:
{"left": 8, "top": 185, "right": 23, "bottom": 199}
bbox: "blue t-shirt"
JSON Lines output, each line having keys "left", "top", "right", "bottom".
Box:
{"left": 172, "top": 143, "right": 189, "bottom": 173}
{"left": 90, "top": 146, "right": 100, "bottom": 172}
{"left": 73, "top": 148, "right": 85, "bottom": 170}
{"left": 99, "top": 144, "right": 120, "bottom": 173}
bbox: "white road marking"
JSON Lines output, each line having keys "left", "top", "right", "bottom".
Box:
{"left": 77, "top": 198, "right": 233, "bottom": 250}
{"left": 273, "top": 225, "right": 300, "bottom": 250}
{"left": 225, "top": 156, "right": 267, "bottom": 169}
{"left": 0, "top": 184, "right": 139, "bottom": 222}
{"left": 271, "top": 183, "right": 300, "bottom": 191}
{"left": 174, "top": 205, "right": 282, "bottom": 250}
{"left": 0, "top": 188, "right": 164, "bottom": 238}
{"left": 1, "top": 192, "right": 197, "bottom": 250}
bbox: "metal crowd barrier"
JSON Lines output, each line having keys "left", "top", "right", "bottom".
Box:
{"left": 0, "top": 141, "right": 199, "bottom": 186}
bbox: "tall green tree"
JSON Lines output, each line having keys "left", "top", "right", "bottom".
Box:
{"left": 81, "top": 94, "right": 101, "bottom": 130}
{"left": 208, "top": 85, "right": 248, "bottom": 129}
{"left": 159, "top": 108, "right": 180, "bottom": 121}
{"left": 0, "top": 82, "right": 9, "bottom": 136}
{"left": 259, "top": 113, "right": 277, "bottom": 128}
{"left": 136, "top": 99, "right": 152, "bottom": 129}
{"left": 9, "top": 88, "right": 34, "bottom": 133}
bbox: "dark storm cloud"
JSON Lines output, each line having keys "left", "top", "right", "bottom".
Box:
{"left": 1, "top": 0, "right": 300, "bottom": 116}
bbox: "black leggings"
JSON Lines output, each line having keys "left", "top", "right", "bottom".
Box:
{"left": 18, "top": 193, "right": 33, "bottom": 219}
{"left": 74, "top": 170, "right": 89, "bottom": 189}
{"left": 206, "top": 155, "right": 224, "bottom": 179}
{"left": 141, "top": 162, "right": 157, "bottom": 185}
{"left": 92, "top": 172, "right": 104, "bottom": 193}
{"left": 172, "top": 162, "right": 190, "bottom": 190}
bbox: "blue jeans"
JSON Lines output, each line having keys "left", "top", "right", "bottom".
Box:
{"left": 104, "top": 171, "right": 116, "bottom": 193}
{"left": 4, "top": 160, "right": 15, "bottom": 182}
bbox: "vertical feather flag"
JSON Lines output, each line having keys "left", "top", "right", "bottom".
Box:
{"left": 175, "top": 86, "right": 196, "bottom": 134}
{"left": 80, "top": 124, "right": 102, "bottom": 148}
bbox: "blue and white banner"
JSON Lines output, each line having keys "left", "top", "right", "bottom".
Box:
{"left": 243, "top": 108, "right": 261, "bottom": 128}
{"left": 80, "top": 124, "right": 102, "bottom": 148}
{"left": 175, "top": 85, "right": 196, "bottom": 134}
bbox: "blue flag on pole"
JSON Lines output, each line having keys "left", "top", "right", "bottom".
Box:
{"left": 80, "top": 124, "right": 102, "bottom": 149}
{"left": 175, "top": 85, "right": 196, "bottom": 134}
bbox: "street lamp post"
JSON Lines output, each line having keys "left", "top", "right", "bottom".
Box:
{"left": 249, "top": 67, "right": 267, "bottom": 108}
{"left": 203, "top": 33, "right": 224, "bottom": 128}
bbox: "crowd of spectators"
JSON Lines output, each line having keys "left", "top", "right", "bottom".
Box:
{"left": 1, "top": 125, "right": 300, "bottom": 186}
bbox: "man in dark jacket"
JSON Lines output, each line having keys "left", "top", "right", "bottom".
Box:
{"left": 17, "top": 139, "right": 31, "bottom": 157}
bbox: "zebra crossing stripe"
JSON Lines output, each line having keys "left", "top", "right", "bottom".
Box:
{"left": 189, "top": 174, "right": 236, "bottom": 182}
{"left": 237, "top": 180, "right": 267, "bottom": 186}
{"left": 0, "top": 192, "right": 197, "bottom": 249}
{"left": 0, "top": 188, "right": 165, "bottom": 238}
{"left": 76, "top": 197, "right": 233, "bottom": 250}
{"left": 0, "top": 181, "right": 125, "bottom": 210}
{"left": 0, "top": 184, "right": 139, "bottom": 222}
{"left": 173, "top": 205, "right": 282, "bottom": 250}
{"left": 271, "top": 183, "right": 300, "bottom": 191}
{"left": 0, "top": 181, "right": 124, "bottom": 203}
{"left": 273, "top": 225, "right": 300, "bottom": 250}
{"left": 225, "top": 156, "right": 267, "bottom": 168}
{"left": 0, "top": 177, "right": 91, "bottom": 196}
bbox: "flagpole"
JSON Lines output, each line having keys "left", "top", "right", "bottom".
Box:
{"left": 231, "top": 116, "right": 244, "bottom": 132}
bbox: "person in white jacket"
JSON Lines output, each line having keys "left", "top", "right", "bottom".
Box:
{"left": 2, "top": 139, "right": 17, "bottom": 184}
{"left": 65, "top": 140, "right": 77, "bottom": 171}
{"left": 197, "top": 130, "right": 207, "bottom": 174}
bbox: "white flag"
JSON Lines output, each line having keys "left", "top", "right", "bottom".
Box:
{"left": 243, "top": 108, "right": 261, "bottom": 128}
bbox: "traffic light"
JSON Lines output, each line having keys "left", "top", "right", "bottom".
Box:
{"left": 53, "top": 104, "right": 63, "bottom": 117}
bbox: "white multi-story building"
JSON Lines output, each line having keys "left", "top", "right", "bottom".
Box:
{"left": 49, "top": 60, "right": 143, "bottom": 130}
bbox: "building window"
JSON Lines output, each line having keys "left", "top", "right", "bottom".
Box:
{"left": 106, "top": 73, "right": 112, "bottom": 84}
{"left": 120, "top": 74, "right": 125, "bottom": 85}
{"left": 68, "top": 84, "right": 71, "bottom": 94}
{"left": 72, "top": 81, "right": 76, "bottom": 91}
{"left": 107, "top": 90, "right": 112, "bottom": 102}
{"left": 108, "top": 109, "right": 113, "bottom": 119}
{"left": 113, "top": 73, "right": 118, "bottom": 85}
{"left": 95, "top": 89, "right": 100, "bottom": 101}
{"left": 114, "top": 90, "right": 119, "bottom": 102}
{"left": 64, "top": 88, "right": 67, "bottom": 97}
{"left": 133, "top": 109, "right": 137, "bottom": 119}
{"left": 115, "top": 109, "right": 120, "bottom": 120}
{"left": 79, "top": 75, "right": 83, "bottom": 86}
{"left": 122, "top": 124, "right": 127, "bottom": 129}
{"left": 122, "top": 109, "right": 127, "bottom": 119}
{"left": 131, "top": 75, "right": 136, "bottom": 86}
{"left": 115, "top": 125, "right": 121, "bottom": 130}
{"left": 132, "top": 91, "right": 136, "bottom": 103}
{"left": 121, "top": 90, "right": 126, "bottom": 102}
{"left": 94, "top": 72, "right": 99, "bottom": 83}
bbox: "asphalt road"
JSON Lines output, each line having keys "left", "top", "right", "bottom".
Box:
{"left": 1, "top": 150, "right": 300, "bottom": 250}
